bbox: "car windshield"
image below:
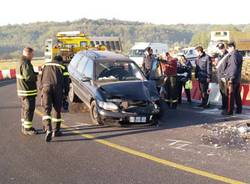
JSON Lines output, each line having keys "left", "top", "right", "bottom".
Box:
{"left": 95, "top": 61, "right": 145, "bottom": 81}
{"left": 129, "top": 49, "right": 145, "bottom": 57}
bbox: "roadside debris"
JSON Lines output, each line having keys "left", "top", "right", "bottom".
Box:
{"left": 69, "top": 103, "right": 89, "bottom": 113}
{"left": 201, "top": 122, "right": 250, "bottom": 150}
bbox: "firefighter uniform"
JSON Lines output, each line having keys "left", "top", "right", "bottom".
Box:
{"left": 62, "top": 63, "right": 70, "bottom": 111}
{"left": 195, "top": 52, "right": 212, "bottom": 108}
{"left": 176, "top": 59, "right": 192, "bottom": 104}
{"left": 224, "top": 50, "right": 243, "bottom": 115}
{"left": 40, "top": 56, "right": 69, "bottom": 142}
{"left": 16, "top": 56, "right": 38, "bottom": 135}
{"left": 160, "top": 57, "right": 178, "bottom": 108}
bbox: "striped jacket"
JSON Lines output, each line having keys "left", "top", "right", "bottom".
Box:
{"left": 16, "top": 56, "right": 38, "bottom": 97}
{"left": 40, "top": 61, "right": 69, "bottom": 96}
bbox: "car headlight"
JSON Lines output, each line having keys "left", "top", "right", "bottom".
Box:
{"left": 153, "top": 103, "right": 158, "bottom": 109}
{"left": 97, "top": 101, "right": 119, "bottom": 111}
{"left": 152, "top": 103, "right": 160, "bottom": 113}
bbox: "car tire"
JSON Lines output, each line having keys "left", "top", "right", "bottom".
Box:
{"left": 90, "top": 101, "right": 104, "bottom": 125}
{"left": 69, "top": 83, "right": 79, "bottom": 103}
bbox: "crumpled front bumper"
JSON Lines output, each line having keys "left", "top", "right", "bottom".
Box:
{"left": 97, "top": 104, "right": 160, "bottom": 123}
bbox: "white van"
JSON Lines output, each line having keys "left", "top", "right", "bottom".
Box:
{"left": 129, "top": 42, "right": 168, "bottom": 67}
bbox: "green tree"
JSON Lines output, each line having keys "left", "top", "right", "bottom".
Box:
{"left": 190, "top": 32, "right": 210, "bottom": 48}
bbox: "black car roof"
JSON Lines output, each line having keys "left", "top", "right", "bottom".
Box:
{"left": 77, "top": 50, "right": 131, "bottom": 62}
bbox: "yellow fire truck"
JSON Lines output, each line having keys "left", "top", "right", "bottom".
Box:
{"left": 45, "top": 31, "right": 122, "bottom": 63}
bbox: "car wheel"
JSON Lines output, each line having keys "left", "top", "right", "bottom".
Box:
{"left": 69, "top": 83, "right": 78, "bottom": 103}
{"left": 90, "top": 101, "right": 103, "bottom": 125}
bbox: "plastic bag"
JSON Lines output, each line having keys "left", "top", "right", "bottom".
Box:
{"left": 185, "top": 80, "right": 192, "bottom": 89}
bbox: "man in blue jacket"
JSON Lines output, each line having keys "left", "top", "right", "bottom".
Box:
{"left": 223, "top": 42, "right": 243, "bottom": 115}
{"left": 195, "top": 46, "right": 212, "bottom": 108}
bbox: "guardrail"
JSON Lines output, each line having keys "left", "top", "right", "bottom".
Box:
{"left": 0, "top": 67, "right": 41, "bottom": 80}
{"left": 184, "top": 80, "right": 250, "bottom": 107}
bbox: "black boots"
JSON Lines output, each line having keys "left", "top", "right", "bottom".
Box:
{"left": 22, "top": 127, "right": 38, "bottom": 135}
{"left": 45, "top": 123, "right": 52, "bottom": 142}
{"left": 45, "top": 122, "right": 63, "bottom": 142}
{"left": 53, "top": 122, "right": 63, "bottom": 137}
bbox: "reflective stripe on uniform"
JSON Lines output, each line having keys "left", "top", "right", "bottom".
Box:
{"left": 63, "top": 72, "right": 70, "bottom": 76}
{"left": 17, "top": 89, "right": 38, "bottom": 96}
{"left": 164, "top": 99, "right": 178, "bottom": 103}
{"left": 52, "top": 118, "right": 64, "bottom": 122}
{"left": 22, "top": 121, "right": 32, "bottom": 129}
{"left": 44, "top": 63, "right": 65, "bottom": 70}
{"left": 18, "top": 93, "right": 37, "bottom": 97}
{"left": 42, "top": 115, "right": 52, "bottom": 121}
{"left": 18, "top": 89, "right": 38, "bottom": 93}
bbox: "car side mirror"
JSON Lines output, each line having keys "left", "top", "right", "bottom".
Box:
{"left": 81, "top": 76, "right": 91, "bottom": 82}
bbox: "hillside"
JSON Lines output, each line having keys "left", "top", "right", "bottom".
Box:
{"left": 0, "top": 18, "right": 250, "bottom": 59}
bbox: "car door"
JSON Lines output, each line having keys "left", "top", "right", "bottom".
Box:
{"left": 78, "top": 58, "right": 94, "bottom": 107}
{"left": 149, "top": 59, "right": 164, "bottom": 89}
{"left": 69, "top": 53, "right": 85, "bottom": 98}
{"left": 73, "top": 56, "right": 89, "bottom": 104}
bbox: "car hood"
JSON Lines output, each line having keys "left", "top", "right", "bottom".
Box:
{"left": 97, "top": 80, "right": 159, "bottom": 101}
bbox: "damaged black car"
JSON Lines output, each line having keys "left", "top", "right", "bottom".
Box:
{"left": 68, "top": 51, "right": 161, "bottom": 125}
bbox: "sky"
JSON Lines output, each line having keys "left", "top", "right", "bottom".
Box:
{"left": 1, "top": 0, "right": 250, "bottom": 26}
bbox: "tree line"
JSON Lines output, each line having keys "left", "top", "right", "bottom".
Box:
{"left": 0, "top": 18, "right": 249, "bottom": 59}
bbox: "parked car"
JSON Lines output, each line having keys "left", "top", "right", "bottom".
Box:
{"left": 68, "top": 51, "right": 161, "bottom": 125}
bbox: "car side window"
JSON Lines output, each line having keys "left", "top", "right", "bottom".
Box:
{"left": 150, "top": 60, "right": 162, "bottom": 79}
{"left": 76, "top": 56, "right": 88, "bottom": 74}
{"left": 83, "top": 60, "right": 93, "bottom": 79}
{"left": 70, "top": 53, "right": 81, "bottom": 68}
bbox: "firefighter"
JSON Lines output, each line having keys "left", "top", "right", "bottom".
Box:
{"left": 16, "top": 47, "right": 38, "bottom": 135}
{"left": 40, "top": 55, "right": 69, "bottom": 142}
{"left": 215, "top": 43, "right": 229, "bottom": 111}
{"left": 176, "top": 55, "right": 192, "bottom": 104}
{"left": 142, "top": 47, "right": 154, "bottom": 79}
{"left": 195, "top": 46, "right": 212, "bottom": 108}
{"left": 62, "top": 62, "right": 70, "bottom": 112}
{"left": 160, "top": 52, "right": 178, "bottom": 109}
{"left": 223, "top": 42, "right": 243, "bottom": 115}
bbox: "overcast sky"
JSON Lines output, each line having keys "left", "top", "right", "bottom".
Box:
{"left": 1, "top": 0, "right": 250, "bottom": 25}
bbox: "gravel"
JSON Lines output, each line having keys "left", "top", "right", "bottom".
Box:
{"left": 201, "top": 122, "right": 250, "bottom": 150}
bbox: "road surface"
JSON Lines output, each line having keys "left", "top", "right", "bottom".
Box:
{"left": 0, "top": 80, "right": 249, "bottom": 184}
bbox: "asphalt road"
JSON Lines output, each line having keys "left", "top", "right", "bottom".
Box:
{"left": 0, "top": 80, "right": 250, "bottom": 184}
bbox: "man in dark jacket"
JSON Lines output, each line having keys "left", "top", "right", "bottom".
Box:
{"left": 216, "top": 43, "right": 229, "bottom": 111}
{"left": 177, "top": 55, "right": 192, "bottom": 104}
{"left": 223, "top": 42, "right": 243, "bottom": 115}
{"left": 40, "top": 55, "right": 69, "bottom": 142}
{"left": 195, "top": 46, "right": 212, "bottom": 108}
{"left": 16, "top": 47, "right": 38, "bottom": 135}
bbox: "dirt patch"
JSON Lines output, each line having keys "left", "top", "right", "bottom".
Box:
{"left": 201, "top": 121, "right": 250, "bottom": 150}
{"left": 69, "top": 103, "right": 89, "bottom": 113}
